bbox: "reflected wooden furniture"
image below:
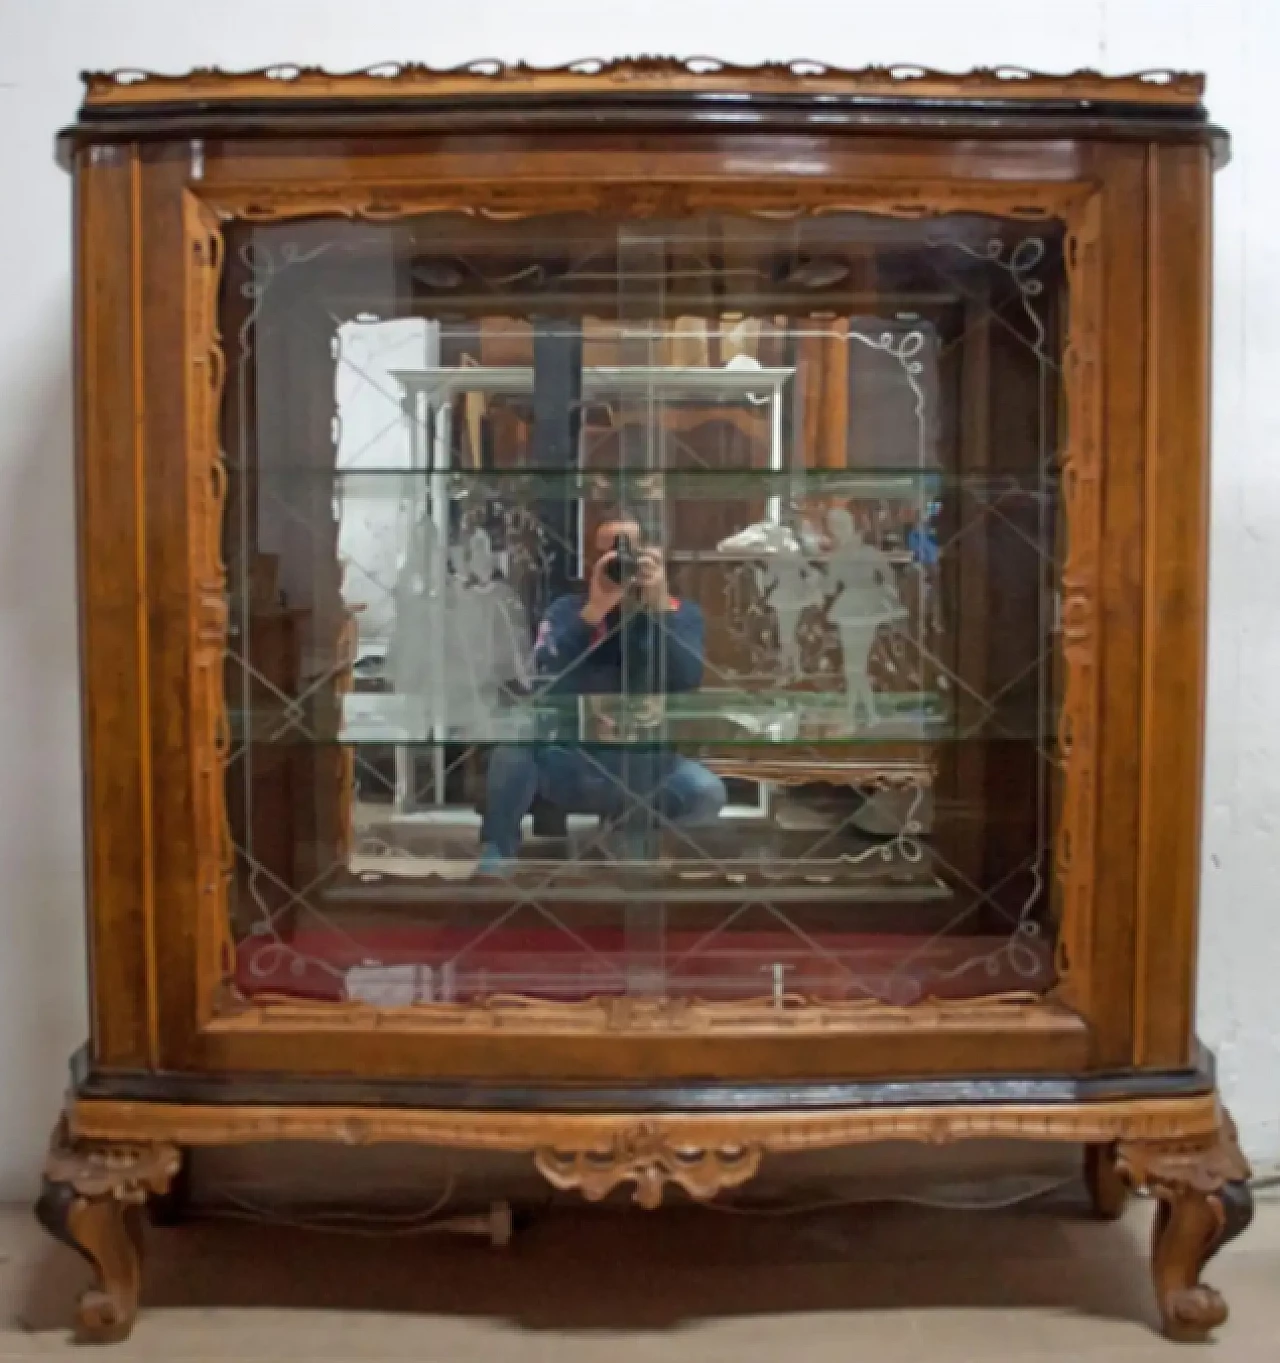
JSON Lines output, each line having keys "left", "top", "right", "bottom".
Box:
{"left": 46, "top": 60, "right": 1246, "bottom": 1344}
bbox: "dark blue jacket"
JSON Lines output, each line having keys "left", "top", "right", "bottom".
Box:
{"left": 533, "top": 593, "right": 705, "bottom": 695}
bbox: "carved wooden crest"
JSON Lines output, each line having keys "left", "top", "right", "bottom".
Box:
{"left": 535, "top": 1123, "right": 762, "bottom": 1208}
{"left": 1116, "top": 1113, "right": 1251, "bottom": 1196}
{"left": 81, "top": 59, "right": 1206, "bottom": 110}
{"left": 44, "top": 1120, "right": 180, "bottom": 1203}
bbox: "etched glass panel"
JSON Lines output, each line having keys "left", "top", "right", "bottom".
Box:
{"left": 219, "top": 211, "right": 1065, "bottom": 1010}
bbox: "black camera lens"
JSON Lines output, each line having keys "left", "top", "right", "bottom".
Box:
{"left": 606, "top": 533, "right": 638, "bottom": 584}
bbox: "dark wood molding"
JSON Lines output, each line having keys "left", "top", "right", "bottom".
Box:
{"left": 57, "top": 59, "right": 1226, "bottom": 173}
{"left": 68, "top": 1043, "right": 1217, "bottom": 1112}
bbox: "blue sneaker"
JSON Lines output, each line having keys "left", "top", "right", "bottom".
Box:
{"left": 477, "top": 844, "right": 515, "bottom": 878}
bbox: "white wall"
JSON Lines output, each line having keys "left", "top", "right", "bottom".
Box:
{"left": 0, "top": 0, "right": 1275, "bottom": 1197}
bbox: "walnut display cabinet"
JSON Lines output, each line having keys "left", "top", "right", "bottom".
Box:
{"left": 44, "top": 59, "right": 1248, "bottom": 1343}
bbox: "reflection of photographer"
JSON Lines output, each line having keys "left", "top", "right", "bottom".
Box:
{"left": 479, "top": 509, "right": 726, "bottom": 871}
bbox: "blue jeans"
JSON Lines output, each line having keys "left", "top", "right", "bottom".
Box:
{"left": 480, "top": 745, "right": 727, "bottom": 859}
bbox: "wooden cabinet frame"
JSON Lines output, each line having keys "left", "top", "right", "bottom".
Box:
{"left": 47, "top": 62, "right": 1248, "bottom": 1345}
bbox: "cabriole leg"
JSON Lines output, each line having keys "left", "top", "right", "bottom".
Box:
{"left": 35, "top": 1119, "right": 181, "bottom": 1344}
{"left": 1117, "top": 1111, "right": 1253, "bottom": 1342}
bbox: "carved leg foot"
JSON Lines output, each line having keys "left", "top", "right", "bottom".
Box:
{"left": 35, "top": 1119, "right": 181, "bottom": 1344}
{"left": 1117, "top": 1111, "right": 1253, "bottom": 1342}
{"left": 1084, "top": 1143, "right": 1129, "bottom": 1219}
{"left": 36, "top": 1182, "right": 141, "bottom": 1344}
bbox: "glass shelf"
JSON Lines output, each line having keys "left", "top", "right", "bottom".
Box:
{"left": 234, "top": 468, "right": 1057, "bottom": 493}
{"left": 227, "top": 690, "right": 1055, "bottom": 748}
{"left": 389, "top": 363, "right": 798, "bottom": 399}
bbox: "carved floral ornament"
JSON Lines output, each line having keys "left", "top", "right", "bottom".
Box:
{"left": 1117, "top": 1114, "right": 1252, "bottom": 1197}
{"left": 223, "top": 988, "right": 1055, "bottom": 1034}
{"left": 81, "top": 58, "right": 1205, "bottom": 109}
{"left": 536, "top": 1124, "right": 763, "bottom": 1209}
{"left": 43, "top": 1120, "right": 180, "bottom": 1203}
{"left": 199, "top": 177, "right": 1095, "bottom": 227}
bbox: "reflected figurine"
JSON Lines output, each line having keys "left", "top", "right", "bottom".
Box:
{"left": 823, "top": 508, "right": 907, "bottom": 726}
{"left": 385, "top": 508, "right": 440, "bottom": 702}
{"left": 754, "top": 523, "right": 823, "bottom": 681}
{"left": 467, "top": 523, "right": 496, "bottom": 584}
{"left": 451, "top": 526, "right": 532, "bottom": 710}
{"left": 388, "top": 514, "right": 531, "bottom": 731}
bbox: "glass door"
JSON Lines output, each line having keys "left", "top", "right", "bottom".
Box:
{"left": 219, "top": 208, "right": 1065, "bottom": 1016}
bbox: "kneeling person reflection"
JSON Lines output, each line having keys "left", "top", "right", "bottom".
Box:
{"left": 479, "top": 512, "right": 726, "bottom": 870}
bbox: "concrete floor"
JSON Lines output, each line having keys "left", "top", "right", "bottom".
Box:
{"left": 2, "top": 1188, "right": 1278, "bottom": 1360}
